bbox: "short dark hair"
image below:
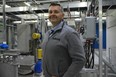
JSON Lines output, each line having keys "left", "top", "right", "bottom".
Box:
{"left": 49, "top": 2, "right": 64, "bottom": 12}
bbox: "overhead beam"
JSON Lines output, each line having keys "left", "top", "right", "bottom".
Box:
{"left": 0, "top": 0, "right": 27, "bottom": 3}
{"left": 0, "top": 0, "right": 115, "bottom": 14}
{"left": 0, "top": 1, "right": 90, "bottom": 13}
{"left": 6, "top": 13, "right": 21, "bottom": 20}
{"left": 0, "top": 0, "right": 71, "bottom": 4}
{"left": 0, "top": 0, "right": 115, "bottom": 13}
{"left": 103, "top": 0, "right": 116, "bottom": 6}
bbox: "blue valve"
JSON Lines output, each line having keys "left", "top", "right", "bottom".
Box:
{"left": 0, "top": 43, "right": 9, "bottom": 49}
{"left": 34, "top": 60, "right": 42, "bottom": 73}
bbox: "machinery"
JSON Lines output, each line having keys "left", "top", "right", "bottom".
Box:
{"left": 0, "top": 16, "right": 46, "bottom": 77}
{"left": 0, "top": 49, "right": 20, "bottom": 77}
{"left": 0, "top": 0, "right": 116, "bottom": 77}
{"left": 16, "top": 19, "right": 46, "bottom": 76}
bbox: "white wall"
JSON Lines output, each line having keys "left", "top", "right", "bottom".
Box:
{"left": 106, "top": 9, "right": 116, "bottom": 66}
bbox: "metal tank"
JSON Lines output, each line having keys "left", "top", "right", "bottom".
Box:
{"left": 0, "top": 49, "right": 20, "bottom": 77}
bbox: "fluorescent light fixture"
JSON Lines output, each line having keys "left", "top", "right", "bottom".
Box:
{"left": 74, "top": 11, "right": 80, "bottom": 15}
{"left": 5, "top": 5, "right": 11, "bottom": 8}
{"left": 0, "top": 4, "right": 11, "bottom": 8}
{"left": 13, "top": 20, "right": 37, "bottom": 24}
{"left": 24, "top": 2, "right": 31, "bottom": 6}
{"left": 75, "top": 18, "right": 82, "bottom": 21}
{"left": 0, "top": 16, "right": 3, "bottom": 18}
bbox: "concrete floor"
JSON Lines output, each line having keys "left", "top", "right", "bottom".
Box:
{"left": 18, "top": 73, "right": 44, "bottom": 77}
{"left": 19, "top": 74, "right": 44, "bottom": 77}
{"left": 19, "top": 75, "right": 33, "bottom": 77}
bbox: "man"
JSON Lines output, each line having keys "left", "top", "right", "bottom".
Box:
{"left": 42, "top": 3, "right": 85, "bottom": 77}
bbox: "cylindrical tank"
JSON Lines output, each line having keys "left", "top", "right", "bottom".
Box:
{"left": 0, "top": 63, "right": 18, "bottom": 77}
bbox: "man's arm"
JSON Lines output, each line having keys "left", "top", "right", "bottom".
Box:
{"left": 63, "top": 32, "right": 85, "bottom": 77}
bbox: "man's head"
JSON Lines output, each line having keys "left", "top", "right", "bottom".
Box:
{"left": 48, "top": 3, "right": 64, "bottom": 26}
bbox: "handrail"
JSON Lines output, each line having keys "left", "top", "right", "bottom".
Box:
{"left": 95, "top": 52, "right": 116, "bottom": 74}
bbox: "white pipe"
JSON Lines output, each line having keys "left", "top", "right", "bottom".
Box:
{"left": 98, "top": 0, "right": 103, "bottom": 77}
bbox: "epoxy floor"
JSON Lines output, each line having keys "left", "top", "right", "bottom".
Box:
{"left": 19, "top": 74, "right": 44, "bottom": 77}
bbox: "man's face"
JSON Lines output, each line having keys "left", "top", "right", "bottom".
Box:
{"left": 48, "top": 6, "right": 64, "bottom": 26}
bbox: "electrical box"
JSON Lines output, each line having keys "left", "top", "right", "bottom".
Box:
{"left": 83, "top": 16, "right": 96, "bottom": 39}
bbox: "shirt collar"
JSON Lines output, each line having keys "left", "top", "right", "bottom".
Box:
{"left": 52, "top": 20, "right": 64, "bottom": 32}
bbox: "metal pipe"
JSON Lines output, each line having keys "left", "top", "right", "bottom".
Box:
{"left": 3, "top": 0, "right": 8, "bottom": 44}
{"left": 87, "top": 0, "right": 89, "bottom": 12}
{"left": 98, "top": 0, "right": 103, "bottom": 77}
{"left": 104, "top": 65, "right": 108, "bottom": 77}
{"left": 3, "top": 0, "right": 6, "bottom": 33}
{"left": 0, "top": 2, "right": 90, "bottom": 13}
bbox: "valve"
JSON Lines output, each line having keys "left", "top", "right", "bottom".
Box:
{"left": 37, "top": 49, "right": 42, "bottom": 59}
{"left": 32, "top": 33, "right": 41, "bottom": 39}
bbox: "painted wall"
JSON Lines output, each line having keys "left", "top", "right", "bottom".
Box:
{"left": 93, "top": 21, "right": 106, "bottom": 49}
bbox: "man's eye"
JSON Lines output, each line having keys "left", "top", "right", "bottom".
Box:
{"left": 49, "top": 11, "right": 60, "bottom": 14}
{"left": 49, "top": 11, "right": 52, "bottom": 14}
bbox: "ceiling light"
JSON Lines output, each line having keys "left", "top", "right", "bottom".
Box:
{"left": 24, "top": 2, "right": 31, "bottom": 6}
{"left": 5, "top": 5, "right": 11, "bottom": 8}
{"left": 0, "top": 4, "right": 11, "bottom": 8}
{"left": 75, "top": 18, "right": 82, "bottom": 21}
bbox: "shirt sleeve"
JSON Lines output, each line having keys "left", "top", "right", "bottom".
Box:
{"left": 63, "top": 31, "right": 86, "bottom": 77}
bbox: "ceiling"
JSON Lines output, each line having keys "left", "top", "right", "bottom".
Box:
{"left": 0, "top": 0, "right": 116, "bottom": 23}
